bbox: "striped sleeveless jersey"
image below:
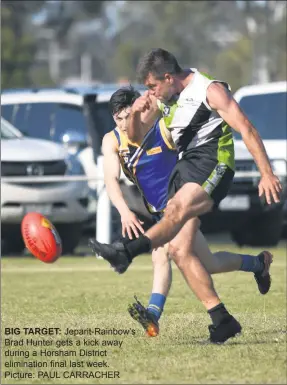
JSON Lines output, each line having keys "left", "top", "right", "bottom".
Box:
{"left": 113, "top": 118, "right": 177, "bottom": 214}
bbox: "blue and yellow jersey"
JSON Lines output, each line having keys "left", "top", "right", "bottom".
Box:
{"left": 113, "top": 118, "right": 177, "bottom": 215}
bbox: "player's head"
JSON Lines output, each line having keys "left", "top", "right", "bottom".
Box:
{"left": 137, "top": 48, "right": 182, "bottom": 102}
{"left": 110, "top": 86, "right": 141, "bottom": 133}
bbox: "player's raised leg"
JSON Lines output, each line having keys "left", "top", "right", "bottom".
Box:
{"left": 138, "top": 183, "right": 213, "bottom": 250}
{"left": 88, "top": 183, "right": 213, "bottom": 272}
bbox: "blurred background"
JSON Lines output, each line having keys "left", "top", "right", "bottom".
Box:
{"left": 1, "top": 0, "right": 286, "bottom": 89}
{"left": 1, "top": 0, "right": 286, "bottom": 255}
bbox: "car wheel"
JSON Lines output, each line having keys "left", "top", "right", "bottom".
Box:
{"left": 56, "top": 223, "right": 83, "bottom": 255}
{"left": 231, "top": 206, "right": 283, "bottom": 247}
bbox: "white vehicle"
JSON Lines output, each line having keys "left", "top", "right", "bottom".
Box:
{"left": 214, "top": 81, "right": 287, "bottom": 246}
{"left": 1, "top": 89, "right": 102, "bottom": 191}
{"left": 1, "top": 86, "right": 146, "bottom": 189}
{"left": 1, "top": 86, "right": 153, "bottom": 238}
{"left": 1, "top": 117, "right": 90, "bottom": 254}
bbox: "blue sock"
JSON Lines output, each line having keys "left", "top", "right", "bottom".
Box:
{"left": 147, "top": 293, "right": 166, "bottom": 321}
{"left": 239, "top": 254, "right": 264, "bottom": 273}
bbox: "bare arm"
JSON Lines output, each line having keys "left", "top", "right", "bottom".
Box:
{"left": 128, "top": 92, "right": 161, "bottom": 142}
{"left": 102, "top": 133, "right": 128, "bottom": 215}
{"left": 102, "top": 133, "right": 144, "bottom": 238}
{"left": 207, "top": 82, "right": 282, "bottom": 203}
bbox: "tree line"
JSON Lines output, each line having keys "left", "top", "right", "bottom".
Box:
{"left": 2, "top": 1, "right": 286, "bottom": 91}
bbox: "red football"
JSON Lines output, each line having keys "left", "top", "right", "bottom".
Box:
{"left": 21, "top": 212, "right": 62, "bottom": 263}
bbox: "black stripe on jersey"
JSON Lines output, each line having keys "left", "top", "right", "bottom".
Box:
{"left": 120, "top": 144, "right": 138, "bottom": 182}
{"left": 184, "top": 123, "right": 224, "bottom": 158}
{"left": 176, "top": 102, "right": 211, "bottom": 153}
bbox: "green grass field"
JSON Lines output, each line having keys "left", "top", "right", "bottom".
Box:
{"left": 1, "top": 242, "right": 286, "bottom": 384}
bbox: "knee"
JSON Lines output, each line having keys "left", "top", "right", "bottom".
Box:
{"left": 168, "top": 242, "right": 189, "bottom": 271}
{"left": 152, "top": 248, "right": 170, "bottom": 268}
{"left": 165, "top": 199, "right": 185, "bottom": 223}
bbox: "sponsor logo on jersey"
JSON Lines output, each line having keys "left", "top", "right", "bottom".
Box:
{"left": 163, "top": 106, "right": 170, "bottom": 116}
{"left": 119, "top": 148, "right": 130, "bottom": 164}
{"left": 216, "top": 164, "right": 227, "bottom": 176}
{"left": 146, "top": 146, "right": 162, "bottom": 156}
{"left": 203, "top": 164, "right": 227, "bottom": 194}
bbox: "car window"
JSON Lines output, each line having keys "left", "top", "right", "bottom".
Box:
{"left": 1, "top": 105, "right": 14, "bottom": 122}
{"left": 1, "top": 102, "right": 88, "bottom": 142}
{"left": 2, "top": 103, "right": 54, "bottom": 139}
{"left": 52, "top": 104, "right": 88, "bottom": 142}
{"left": 11, "top": 104, "right": 28, "bottom": 132}
{"left": 1, "top": 119, "right": 19, "bottom": 139}
{"left": 233, "top": 92, "right": 287, "bottom": 140}
{"left": 23, "top": 103, "right": 54, "bottom": 139}
{"left": 1, "top": 100, "right": 113, "bottom": 149}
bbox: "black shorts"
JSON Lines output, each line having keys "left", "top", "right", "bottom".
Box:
{"left": 167, "top": 150, "right": 234, "bottom": 207}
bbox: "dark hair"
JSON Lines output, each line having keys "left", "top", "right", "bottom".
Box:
{"left": 137, "top": 48, "right": 182, "bottom": 83}
{"left": 109, "top": 86, "right": 141, "bottom": 115}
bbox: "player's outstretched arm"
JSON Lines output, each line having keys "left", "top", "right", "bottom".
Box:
{"left": 102, "top": 133, "right": 144, "bottom": 239}
{"left": 207, "top": 82, "right": 282, "bottom": 204}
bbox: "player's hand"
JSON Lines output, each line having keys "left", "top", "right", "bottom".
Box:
{"left": 258, "top": 173, "right": 282, "bottom": 204}
{"left": 131, "top": 91, "right": 152, "bottom": 114}
{"left": 121, "top": 210, "right": 145, "bottom": 239}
